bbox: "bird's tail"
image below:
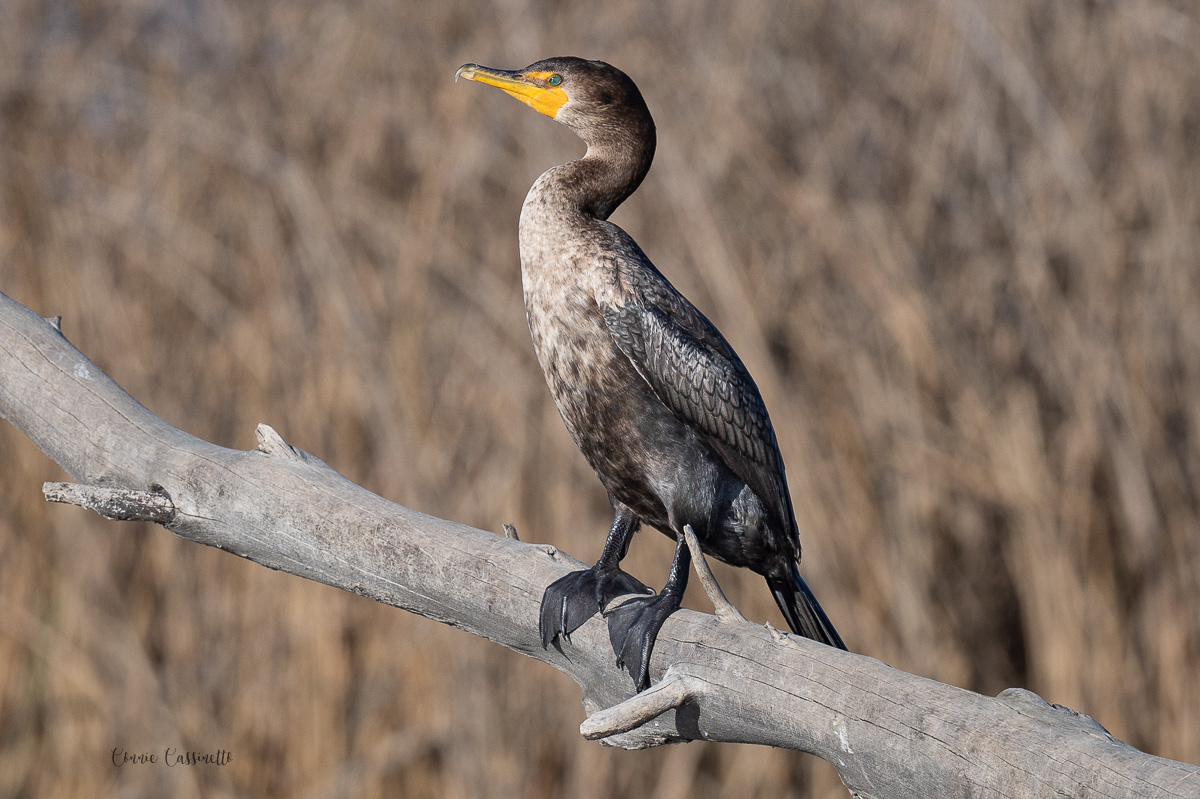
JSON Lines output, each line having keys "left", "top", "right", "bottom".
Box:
{"left": 767, "top": 563, "right": 847, "bottom": 651}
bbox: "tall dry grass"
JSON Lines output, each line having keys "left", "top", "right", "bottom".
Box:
{"left": 1, "top": 0, "right": 1198, "bottom": 796}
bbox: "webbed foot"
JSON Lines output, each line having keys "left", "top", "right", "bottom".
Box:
{"left": 605, "top": 590, "right": 684, "bottom": 692}
{"left": 539, "top": 565, "right": 651, "bottom": 648}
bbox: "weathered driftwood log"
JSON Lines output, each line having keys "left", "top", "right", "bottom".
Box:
{"left": 0, "top": 289, "right": 1195, "bottom": 799}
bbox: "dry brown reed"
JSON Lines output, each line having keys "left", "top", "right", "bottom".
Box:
{"left": 1, "top": 1, "right": 1198, "bottom": 796}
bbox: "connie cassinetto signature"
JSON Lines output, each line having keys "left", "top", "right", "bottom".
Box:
{"left": 111, "top": 748, "right": 232, "bottom": 767}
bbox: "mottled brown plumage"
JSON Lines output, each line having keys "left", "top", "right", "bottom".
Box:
{"left": 458, "top": 57, "right": 846, "bottom": 690}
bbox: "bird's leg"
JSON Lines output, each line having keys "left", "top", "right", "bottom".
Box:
{"left": 539, "top": 503, "right": 651, "bottom": 648}
{"left": 606, "top": 530, "right": 691, "bottom": 692}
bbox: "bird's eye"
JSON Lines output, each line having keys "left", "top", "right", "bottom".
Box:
{"left": 547, "top": 74, "right": 563, "bottom": 86}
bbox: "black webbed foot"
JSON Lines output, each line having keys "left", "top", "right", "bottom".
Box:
{"left": 605, "top": 529, "right": 691, "bottom": 691}
{"left": 605, "top": 590, "right": 685, "bottom": 692}
{"left": 539, "top": 565, "right": 651, "bottom": 648}
{"left": 540, "top": 500, "right": 647, "bottom": 648}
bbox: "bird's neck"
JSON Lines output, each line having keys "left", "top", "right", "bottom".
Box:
{"left": 536, "top": 134, "right": 655, "bottom": 222}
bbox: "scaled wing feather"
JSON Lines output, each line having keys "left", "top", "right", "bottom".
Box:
{"left": 601, "top": 256, "right": 798, "bottom": 544}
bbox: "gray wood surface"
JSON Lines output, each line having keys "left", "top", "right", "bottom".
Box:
{"left": 1, "top": 289, "right": 1195, "bottom": 798}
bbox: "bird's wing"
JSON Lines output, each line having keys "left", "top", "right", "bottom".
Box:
{"left": 601, "top": 254, "right": 797, "bottom": 542}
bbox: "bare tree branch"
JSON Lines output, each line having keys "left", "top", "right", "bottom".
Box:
{"left": 1, "top": 288, "right": 1196, "bottom": 798}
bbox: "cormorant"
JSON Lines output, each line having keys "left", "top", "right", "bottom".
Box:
{"left": 457, "top": 57, "right": 847, "bottom": 691}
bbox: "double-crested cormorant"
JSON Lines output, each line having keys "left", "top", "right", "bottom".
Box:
{"left": 457, "top": 57, "right": 847, "bottom": 691}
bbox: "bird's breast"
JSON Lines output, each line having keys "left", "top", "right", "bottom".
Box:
{"left": 519, "top": 236, "right": 665, "bottom": 518}
{"left": 518, "top": 190, "right": 632, "bottom": 439}
{"left": 522, "top": 260, "right": 624, "bottom": 441}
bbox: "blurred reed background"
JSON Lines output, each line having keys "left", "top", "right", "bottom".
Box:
{"left": 1, "top": 0, "right": 1198, "bottom": 797}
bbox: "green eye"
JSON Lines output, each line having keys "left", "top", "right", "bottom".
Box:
{"left": 547, "top": 75, "right": 562, "bottom": 87}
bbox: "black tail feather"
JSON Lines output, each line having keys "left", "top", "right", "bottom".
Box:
{"left": 767, "top": 563, "right": 848, "bottom": 651}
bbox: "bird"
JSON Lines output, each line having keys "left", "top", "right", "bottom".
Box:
{"left": 457, "top": 57, "right": 847, "bottom": 691}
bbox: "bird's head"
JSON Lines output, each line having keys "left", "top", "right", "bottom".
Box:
{"left": 455, "top": 57, "right": 653, "bottom": 145}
